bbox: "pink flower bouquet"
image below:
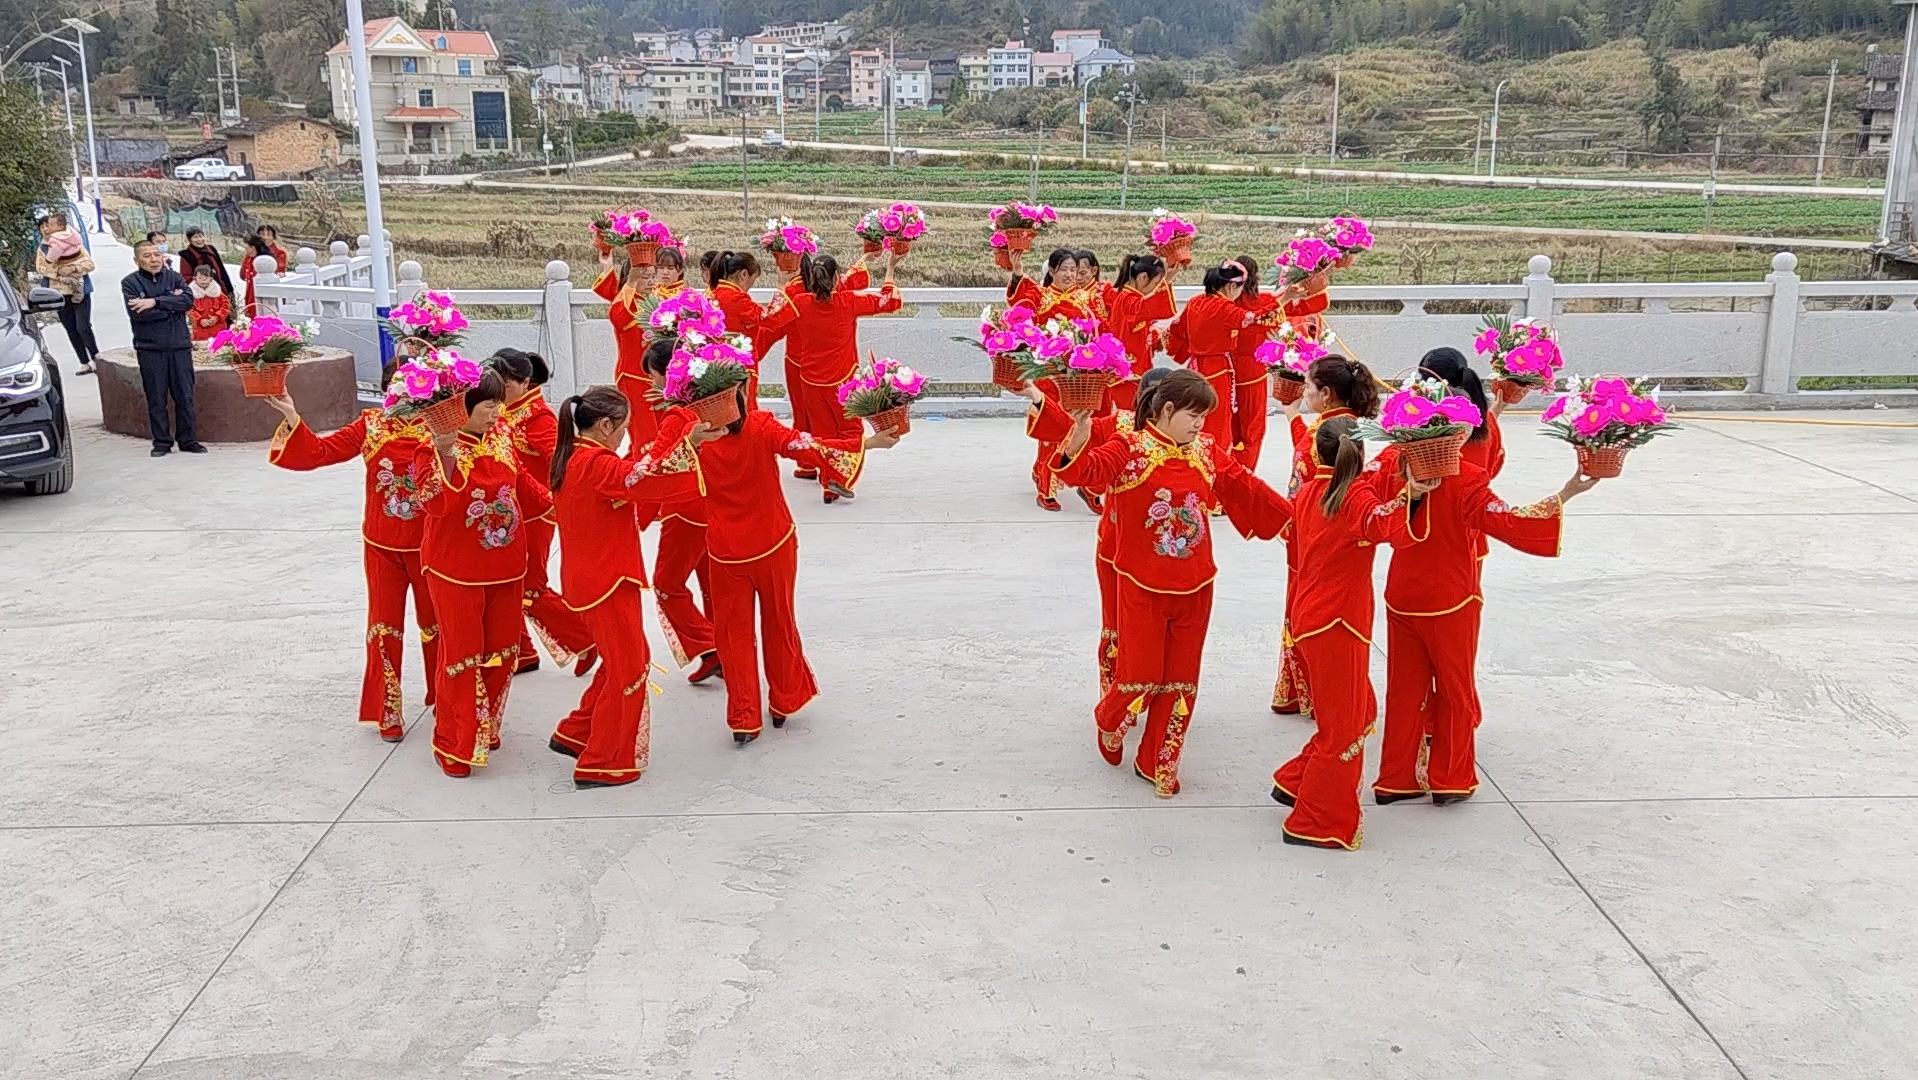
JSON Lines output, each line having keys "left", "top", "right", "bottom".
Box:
{"left": 1146, "top": 208, "right": 1197, "bottom": 265}
{"left": 384, "top": 289, "right": 467, "bottom": 352}
{"left": 1320, "top": 216, "right": 1375, "bottom": 261}
{"left": 856, "top": 203, "right": 930, "bottom": 252}
{"left": 649, "top": 291, "right": 755, "bottom": 424}
{"left": 987, "top": 202, "right": 1057, "bottom": 253}
{"left": 838, "top": 355, "right": 928, "bottom": 435}
{"left": 1273, "top": 234, "right": 1341, "bottom": 289}
{"left": 1252, "top": 322, "right": 1328, "bottom": 380}
{"left": 1475, "top": 315, "right": 1564, "bottom": 391}
{"left": 649, "top": 289, "right": 729, "bottom": 338}
{"left": 1358, "top": 375, "right": 1485, "bottom": 480}
{"left": 758, "top": 216, "right": 819, "bottom": 255}
{"left": 1541, "top": 375, "right": 1674, "bottom": 477}
{"left": 210, "top": 314, "right": 313, "bottom": 369}
{"left": 383, "top": 347, "right": 485, "bottom": 418}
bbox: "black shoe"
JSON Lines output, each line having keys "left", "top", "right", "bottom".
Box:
{"left": 734, "top": 730, "right": 759, "bottom": 745}
{"left": 516, "top": 659, "right": 540, "bottom": 674}
{"left": 770, "top": 713, "right": 786, "bottom": 729}
{"left": 180, "top": 443, "right": 209, "bottom": 454}
{"left": 1374, "top": 790, "right": 1428, "bottom": 806}
{"left": 150, "top": 447, "right": 170, "bottom": 457}
{"left": 547, "top": 736, "right": 581, "bottom": 759}
{"left": 1270, "top": 785, "right": 1295, "bottom": 807}
{"left": 1433, "top": 792, "right": 1475, "bottom": 806}
{"left": 1282, "top": 831, "right": 1347, "bottom": 850}
{"left": 574, "top": 775, "right": 638, "bottom": 789}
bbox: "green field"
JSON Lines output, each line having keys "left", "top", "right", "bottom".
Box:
{"left": 592, "top": 161, "right": 1877, "bottom": 239}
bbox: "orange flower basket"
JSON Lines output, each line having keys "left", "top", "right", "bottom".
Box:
{"left": 1577, "top": 445, "right": 1629, "bottom": 478}
{"left": 1154, "top": 235, "right": 1195, "bottom": 267}
{"left": 625, "top": 240, "right": 659, "bottom": 267}
{"left": 419, "top": 394, "right": 470, "bottom": 436}
{"left": 866, "top": 405, "right": 911, "bottom": 436}
{"left": 1271, "top": 372, "right": 1304, "bottom": 404}
{"left": 863, "top": 239, "right": 884, "bottom": 254}
{"left": 1491, "top": 378, "right": 1532, "bottom": 405}
{"left": 689, "top": 389, "right": 742, "bottom": 429}
{"left": 233, "top": 362, "right": 291, "bottom": 398}
{"left": 992, "top": 247, "right": 1014, "bottom": 270}
{"left": 1002, "top": 227, "right": 1037, "bottom": 253}
{"left": 1054, "top": 372, "right": 1108, "bottom": 413}
{"left": 1399, "top": 431, "right": 1469, "bottom": 481}
{"left": 888, "top": 239, "right": 913, "bottom": 256}
{"left": 991, "top": 354, "right": 1027, "bottom": 391}
{"left": 773, "top": 249, "right": 802, "bottom": 273}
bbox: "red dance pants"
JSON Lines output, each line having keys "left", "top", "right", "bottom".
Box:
{"left": 1094, "top": 580, "right": 1212, "bottom": 797}
{"left": 427, "top": 578, "right": 522, "bottom": 769}
{"left": 1096, "top": 555, "right": 1118, "bottom": 694}
{"left": 551, "top": 583, "right": 654, "bottom": 782}
{"left": 788, "top": 377, "right": 861, "bottom": 487}
{"left": 1273, "top": 629, "right": 1376, "bottom": 849}
{"left": 1270, "top": 554, "right": 1313, "bottom": 714}
{"left": 519, "top": 516, "right": 594, "bottom": 667}
{"left": 1375, "top": 605, "right": 1483, "bottom": 799}
{"left": 709, "top": 536, "right": 818, "bottom": 733}
{"left": 361, "top": 543, "right": 438, "bottom": 735}
{"left": 1232, "top": 375, "right": 1269, "bottom": 470}
{"left": 653, "top": 513, "right": 716, "bottom": 666}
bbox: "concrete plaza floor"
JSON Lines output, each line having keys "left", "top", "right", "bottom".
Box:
{"left": 5, "top": 238, "right": 1917, "bottom": 1079}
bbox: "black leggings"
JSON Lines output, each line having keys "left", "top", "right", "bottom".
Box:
{"left": 58, "top": 293, "right": 100, "bottom": 364}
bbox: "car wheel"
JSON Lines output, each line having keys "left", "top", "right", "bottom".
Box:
{"left": 26, "top": 437, "right": 73, "bottom": 496}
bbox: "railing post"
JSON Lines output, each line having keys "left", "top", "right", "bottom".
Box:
{"left": 252, "top": 254, "right": 281, "bottom": 316}
{"left": 395, "top": 260, "right": 426, "bottom": 308}
{"left": 543, "top": 260, "right": 578, "bottom": 401}
{"left": 1760, "top": 251, "right": 1801, "bottom": 396}
{"left": 1524, "top": 254, "right": 1555, "bottom": 320}
{"left": 291, "top": 247, "right": 320, "bottom": 317}
{"left": 329, "top": 240, "right": 351, "bottom": 268}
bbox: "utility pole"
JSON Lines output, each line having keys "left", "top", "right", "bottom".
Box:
{"left": 1704, "top": 127, "right": 1722, "bottom": 231}
{"left": 211, "top": 47, "right": 226, "bottom": 121}
{"left": 1328, "top": 62, "right": 1341, "bottom": 167}
{"left": 1472, "top": 114, "right": 1484, "bottom": 173}
{"left": 33, "top": 58, "right": 81, "bottom": 203}
{"left": 1159, "top": 107, "right": 1166, "bottom": 155}
{"left": 1119, "top": 82, "right": 1140, "bottom": 210}
{"left": 1489, "top": 78, "right": 1509, "bottom": 178}
{"left": 1815, "top": 60, "right": 1838, "bottom": 186}
{"left": 740, "top": 108, "right": 751, "bottom": 220}
{"left": 1080, "top": 72, "right": 1103, "bottom": 160}
{"left": 886, "top": 33, "right": 896, "bottom": 168}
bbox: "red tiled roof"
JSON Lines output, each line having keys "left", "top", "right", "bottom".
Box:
{"left": 384, "top": 106, "right": 465, "bottom": 120}
{"left": 328, "top": 18, "right": 499, "bottom": 58}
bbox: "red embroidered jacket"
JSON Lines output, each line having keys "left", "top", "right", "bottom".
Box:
{"left": 269, "top": 410, "right": 438, "bottom": 552}
{"left": 1286, "top": 465, "right": 1417, "bottom": 645}
{"left": 1106, "top": 284, "right": 1176, "bottom": 379}
{"left": 696, "top": 412, "right": 864, "bottom": 564}
{"left": 1231, "top": 291, "right": 1283, "bottom": 386}
{"left": 414, "top": 425, "right": 553, "bottom": 587}
{"left": 594, "top": 269, "right": 649, "bottom": 398}
{"left": 1462, "top": 412, "right": 1506, "bottom": 479}
{"left": 1168, "top": 292, "right": 1252, "bottom": 367}
{"left": 554, "top": 415, "right": 704, "bottom": 610}
{"left": 1007, "top": 277, "right": 1100, "bottom": 323}
{"left": 1053, "top": 424, "right": 1291, "bottom": 595}
{"left": 1369, "top": 453, "right": 1561, "bottom": 617}
{"left": 502, "top": 389, "right": 559, "bottom": 523}
{"left": 781, "top": 284, "right": 901, "bottom": 388}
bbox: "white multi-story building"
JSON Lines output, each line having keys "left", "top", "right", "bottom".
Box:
{"left": 728, "top": 36, "right": 784, "bottom": 111}
{"left": 758, "top": 21, "right": 852, "bottom": 49}
{"left": 1050, "top": 29, "right": 1108, "bottom": 60}
{"left": 987, "top": 41, "right": 1032, "bottom": 92}
{"left": 1074, "top": 48, "right": 1136, "bottom": 86}
{"left": 643, "top": 62, "right": 723, "bottom": 117}
{"left": 893, "top": 59, "right": 931, "bottom": 108}
{"left": 534, "top": 62, "right": 585, "bottom": 110}
{"left": 324, "top": 17, "right": 513, "bottom": 164}
{"left": 587, "top": 61, "right": 650, "bottom": 115}
{"left": 958, "top": 54, "right": 990, "bottom": 98}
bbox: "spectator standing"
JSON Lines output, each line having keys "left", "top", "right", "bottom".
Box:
{"left": 188, "top": 264, "right": 231, "bottom": 342}
{"left": 122, "top": 239, "right": 205, "bottom": 456}
{"left": 33, "top": 212, "right": 102, "bottom": 375}
{"left": 239, "top": 230, "right": 288, "bottom": 317}
{"left": 176, "top": 227, "right": 235, "bottom": 319}
{"left": 145, "top": 231, "right": 173, "bottom": 267}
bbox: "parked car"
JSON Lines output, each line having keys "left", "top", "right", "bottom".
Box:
{"left": 173, "top": 157, "right": 247, "bottom": 181}
{"left": 0, "top": 276, "right": 73, "bottom": 495}
{"left": 762, "top": 129, "right": 786, "bottom": 147}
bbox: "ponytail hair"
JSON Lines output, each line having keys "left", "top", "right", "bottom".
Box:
{"left": 1305, "top": 354, "right": 1382, "bottom": 418}
{"left": 1130, "top": 366, "right": 1175, "bottom": 431}
{"left": 1418, "top": 346, "right": 1491, "bottom": 443}
{"left": 698, "top": 249, "right": 719, "bottom": 278}
{"left": 799, "top": 252, "right": 838, "bottom": 303}
{"left": 1234, "top": 255, "right": 1262, "bottom": 297}
{"left": 1315, "top": 416, "right": 1367, "bottom": 515}
{"left": 706, "top": 250, "right": 761, "bottom": 291}
{"left": 489, "top": 347, "right": 550, "bottom": 387}
{"left": 1040, "top": 248, "right": 1075, "bottom": 287}
{"left": 1202, "top": 261, "right": 1248, "bottom": 295}
{"left": 1117, "top": 253, "right": 1167, "bottom": 289}
{"left": 551, "top": 385, "right": 632, "bottom": 492}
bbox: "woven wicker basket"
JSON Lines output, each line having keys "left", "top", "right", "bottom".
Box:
{"left": 233, "top": 362, "right": 291, "bottom": 398}
{"left": 419, "top": 394, "right": 470, "bottom": 436}
{"left": 1577, "top": 444, "right": 1628, "bottom": 478}
{"left": 1399, "top": 431, "right": 1469, "bottom": 481}
{"left": 1492, "top": 378, "right": 1533, "bottom": 405}
{"left": 1003, "top": 227, "right": 1037, "bottom": 253}
{"left": 991, "top": 354, "right": 1027, "bottom": 391}
{"left": 773, "top": 250, "right": 802, "bottom": 273}
{"left": 1054, "top": 372, "right": 1108, "bottom": 413}
{"left": 1154, "top": 235, "right": 1194, "bottom": 267}
{"left": 1271, "top": 372, "right": 1304, "bottom": 404}
{"left": 625, "top": 240, "right": 659, "bottom": 267}
{"left": 689, "top": 389, "right": 742, "bottom": 429}
{"left": 866, "top": 405, "right": 911, "bottom": 436}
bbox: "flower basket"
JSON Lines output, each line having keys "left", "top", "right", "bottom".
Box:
{"left": 1055, "top": 372, "right": 1108, "bottom": 412}
{"left": 1491, "top": 378, "right": 1532, "bottom": 405}
{"left": 1333, "top": 254, "right": 1355, "bottom": 269}
{"left": 992, "top": 247, "right": 1014, "bottom": 270}
{"left": 759, "top": 217, "right": 819, "bottom": 272}
{"left": 889, "top": 239, "right": 913, "bottom": 256}
{"left": 689, "top": 389, "right": 742, "bottom": 428}
{"left": 626, "top": 240, "right": 660, "bottom": 267}
{"left": 856, "top": 204, "right": 930, "bottom": 256}
{"left": 1577, "top": 444, "right": 1629, "bottom": 478}
{"left": 1320, "top": 216, "right": 1375, "bottom": 270}
{"left": 1003, "top": 227, "right": 1037, "bottom": 253}
{"left": 1400, "top": 431, "right": 1469, "bottom": 480}
{"left": 589, "top": 225, "right": 612, "bottom": 256}
{"left": 1272, "top": 372, "right": 1304, "bottom": 404}
{"left": 773, "top": 249, "right": 802, "bottom": 273}
{"left": 1155, "top": 234, "right": 1195, "bottom": 267}
{"left": 866, "top": 405, "right": 911, "bottom": 436}
{"left": 992, "top": 353, "right": 1027, "bottom": 390}
{"left": 864, "top": 239, "right": 884, "bottom": 254}
{"left": 234, "top": 362, "right": 292, "bottom": 397}
{"left": 420, "top": 393, "right": 470, "bottom": 436}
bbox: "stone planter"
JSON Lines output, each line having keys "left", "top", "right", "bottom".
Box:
{"left": 96, "top": 345, "right": 359, "bottom": 443}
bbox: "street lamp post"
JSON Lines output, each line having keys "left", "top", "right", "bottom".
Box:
{"left": 1488, "top": 78, "right": 1510, "bottom": 179}
{"left": 1079, "top": 72, "right": 1107, "bottom": 160}
{"left": 1118, "top": 82, "right": 1142, "bottom": 210}
{"left": 57, "top": 19, "right": 102, "bottom": 232}
{"left": 1328, "top": 62, "right": 1341, "bottom": 167}
{"left": 32, "top": 57, "right": 81, "bottom": 205}
{"left": 344, "top": 0, "right": 395, "bottom": 360}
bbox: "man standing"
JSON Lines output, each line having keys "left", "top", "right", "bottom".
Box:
{"left": 122, "top": 239, "right": 205, "bottom": 457}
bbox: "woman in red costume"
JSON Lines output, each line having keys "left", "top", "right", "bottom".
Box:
{"left": 1229, "top": 256, "right": 1284, "bottom": 469}
{"left": 776, "top": 251, "right": 901, "bottom": 503}
{"left": 1271, "top": 355, "right": 1382, "bottom": 717}
{"left": 1007, "top": 248, "right": 1110, "bottom": 512}
{"left": 493, "top": 348, "right": 596, "bottom": 676}
{"left": 707, "top": 250, "right": 774, "bottom": 410}
{"left": 412, "top": 372, "right": 551, "bottom": 777}
{"left": 691, "top": 381, "right": 899, "bottom": 742}
{"left": 1105, "top": 254, "right": 1177, "bottom": 413}
{"left": 544, "top": 385, "right": 713, "bottom": 786}
{"left": 1053, "top": 370, "right": 1293, "bottom": 797}
{"left": 1268, "top": 417, "right": 1429, "bottom": 849}
{"left": 1421, "top": 347, "right": 1507, "bottom": 478}
{"left": 264, "top": 372, "right": 439, "bottom": 743}
{"left": 1166, "top": 262, "right": 1255, "bottom": 455}
{"left": 635, "top": 337, "right": 726, "bottom": 684}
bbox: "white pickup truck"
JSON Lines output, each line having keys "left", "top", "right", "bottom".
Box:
{"left": 173, "top": 157, "right": 248, "bottom": 181}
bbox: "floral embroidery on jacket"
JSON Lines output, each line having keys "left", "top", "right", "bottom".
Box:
{"left": 374, "top": 456, "right": 427, "bottom": 520}
{"left": 465, "top": 486, "right": 521, "bottom": 549}
{"left": 1147, "top": 487, "right": 1207, "bottom": 559}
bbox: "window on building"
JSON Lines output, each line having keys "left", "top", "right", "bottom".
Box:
{"left": 458, "top": 59, "right": 472, "bottom": 77}
{"left": 418, "top": 89, "right": 434, "bottom": 107}
{"left": 402, "top": 57, "right": 418, "bottom": 74}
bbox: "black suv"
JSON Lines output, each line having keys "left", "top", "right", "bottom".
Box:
{"left": 0, "top": 274, "right": 73, "bottom": 495}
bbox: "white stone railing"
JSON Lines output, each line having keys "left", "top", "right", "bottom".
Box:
{"left": 253, "top": 250, "right": 1918, "bottom": 407}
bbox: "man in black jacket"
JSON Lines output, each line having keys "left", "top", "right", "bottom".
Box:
{"left": 122, "top": 239, "right": 205, "bottom": 456}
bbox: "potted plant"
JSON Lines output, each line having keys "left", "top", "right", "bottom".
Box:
{"left": 856, "top": 202, "right": 930, "bottom": 255}
{"left": 605, "top": 207, "right": 676, "bottom": 267}
{"left": 1146, "top": 208, "right": 1197, "bottom": 267}
{"left": 1358, "top": 375, "right": 1485, "bottom": 480}
{"left": 1320, "top": 216, "right": 1375, "bottom": 268}
{"left": 987, "top": 201, "right": 1057, "bottom": 260}
{"left": 382, "top": 347, "right": 487, "bottom": 435}
{"left": 1541, "top": 375, "right": 1675, "bottom": 477}
{"left": 1003, "top": 310, "right": 1130, "bottom": 412}
{"left": 383, "top": 290, "right": 467, "bottom": 357}
{"left": 651, "top": 290, "right": 756, "bottom": 426}
{"left": 838, "top": 354, "right": 929, "bottom": 436}
{"left": 210, "top": 314, "right": 316, "bottom": 397}
{"left": 1475, "top": 315, "right": 1565, "bottom": 404}
{"left": 758, "top": 216, "right": 818, "bottom": 273}
{"left": 1253, "top": 324, "right": 1328, "bottom": 405}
